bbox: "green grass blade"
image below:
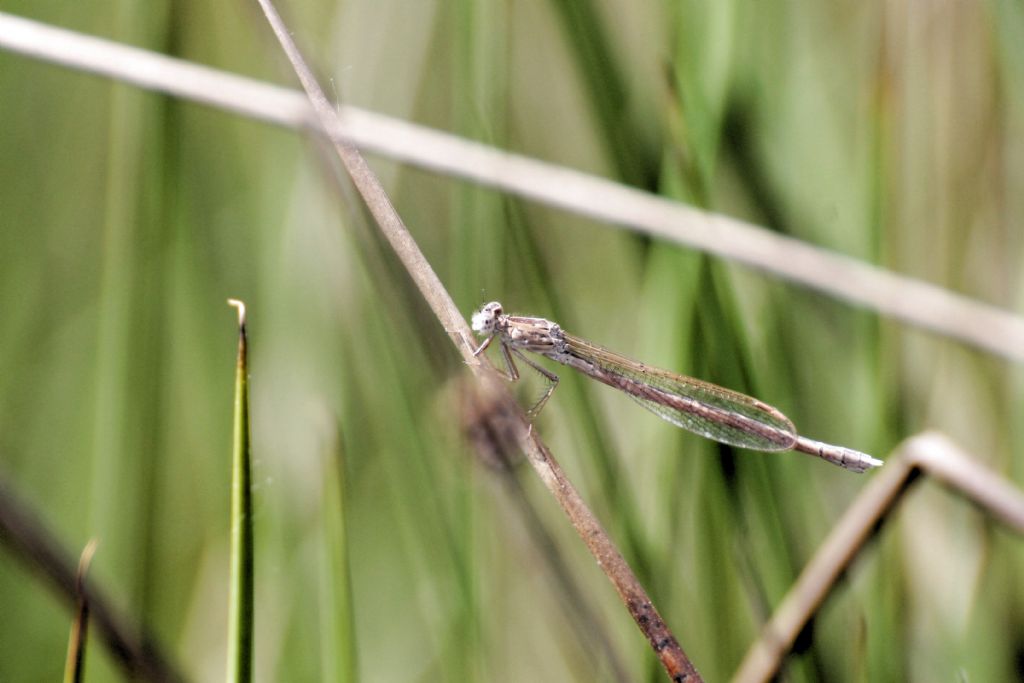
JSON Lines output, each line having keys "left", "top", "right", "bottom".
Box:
{"left": 226, "top": 299, "right": 254, "bottom": 683}
{"left": 547, "top": 0, "right": 655, "bottom": 187}
{"left": 319, "top": 432, "right": 357, "bottom": 683}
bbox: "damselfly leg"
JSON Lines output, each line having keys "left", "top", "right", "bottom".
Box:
{"left": 506, "top": 345, "right": 560, "bottom": 417}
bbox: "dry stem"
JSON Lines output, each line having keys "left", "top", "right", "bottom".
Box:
{"left": 1, "top": 11, "right": 1022, "bottom": 361}
{"left": 0, "top": 475, "right": 185, "bottom": 682}
{"left": 251, "top": 1, "right": 700, "bottom": 679}
{"left": 732, "top": 432, "right": 1024, "bottom": 683}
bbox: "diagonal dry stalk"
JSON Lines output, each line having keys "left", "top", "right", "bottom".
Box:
{"left": 1, "top": 11, "right": 1023, "bottom": 362}
{"left": 457, "top": 379, "right": 634, "bottom": 682}
{"left": 732, "top": 432, "right": 1024, "bottom": 683}
{"left": 250, "top": 1, "right": 701, "bottom": 680}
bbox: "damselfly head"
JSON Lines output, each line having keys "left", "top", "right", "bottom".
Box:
{"left": 471, "top": 301, "right": 503, "bottom": 335}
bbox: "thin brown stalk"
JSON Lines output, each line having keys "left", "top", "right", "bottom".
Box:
{"left": 63, "top": 539, "right": 98, "bottom": 683}
{"left": 0, "top": 473, "right": 186, "bottom": 683}
{"left": 251, "top": 2, "right": 700, "bottom": 679}
{"left": 1, "top": 11, "right": 1023, "bottom": 361}
{"left": 458, "top": 381, "right": 633, "bottom": 683}
{"left": 732, "top": 432, "right": 1024, "bottom": 683}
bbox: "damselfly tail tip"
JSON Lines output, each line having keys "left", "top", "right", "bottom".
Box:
{"left": 862, "top": 453, "right": 885, "bottom": 470}
{"left": 839, "top": 448, "right": 884, "bottom": 473}
{"left": 793, "top": 436, "right": 883, "bottom": 473}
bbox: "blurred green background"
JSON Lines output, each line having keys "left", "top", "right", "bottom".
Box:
{"left": 2, "top": 1, "right": 1023, "bottom": 681}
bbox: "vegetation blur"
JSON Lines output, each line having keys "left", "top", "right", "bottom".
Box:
{"left": 2, "top": 1, "right": 1023, "bottom": 681}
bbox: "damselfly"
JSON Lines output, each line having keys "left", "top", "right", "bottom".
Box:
{"left": 471, "top": 301, "right": 882, "bottom": 473}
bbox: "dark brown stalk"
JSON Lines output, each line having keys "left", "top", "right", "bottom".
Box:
{"left": 0, "top": 474, "right": 186, "bottom": 682}
{"left": 458, "top": 381, "right": 633, "bottom": 683}
{"left": 251, "top": 2, "right": 701, "bottom": 679}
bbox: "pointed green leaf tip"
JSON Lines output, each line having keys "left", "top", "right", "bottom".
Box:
{"left": 226, "top": 298, "right": 253, "bottom": 683}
